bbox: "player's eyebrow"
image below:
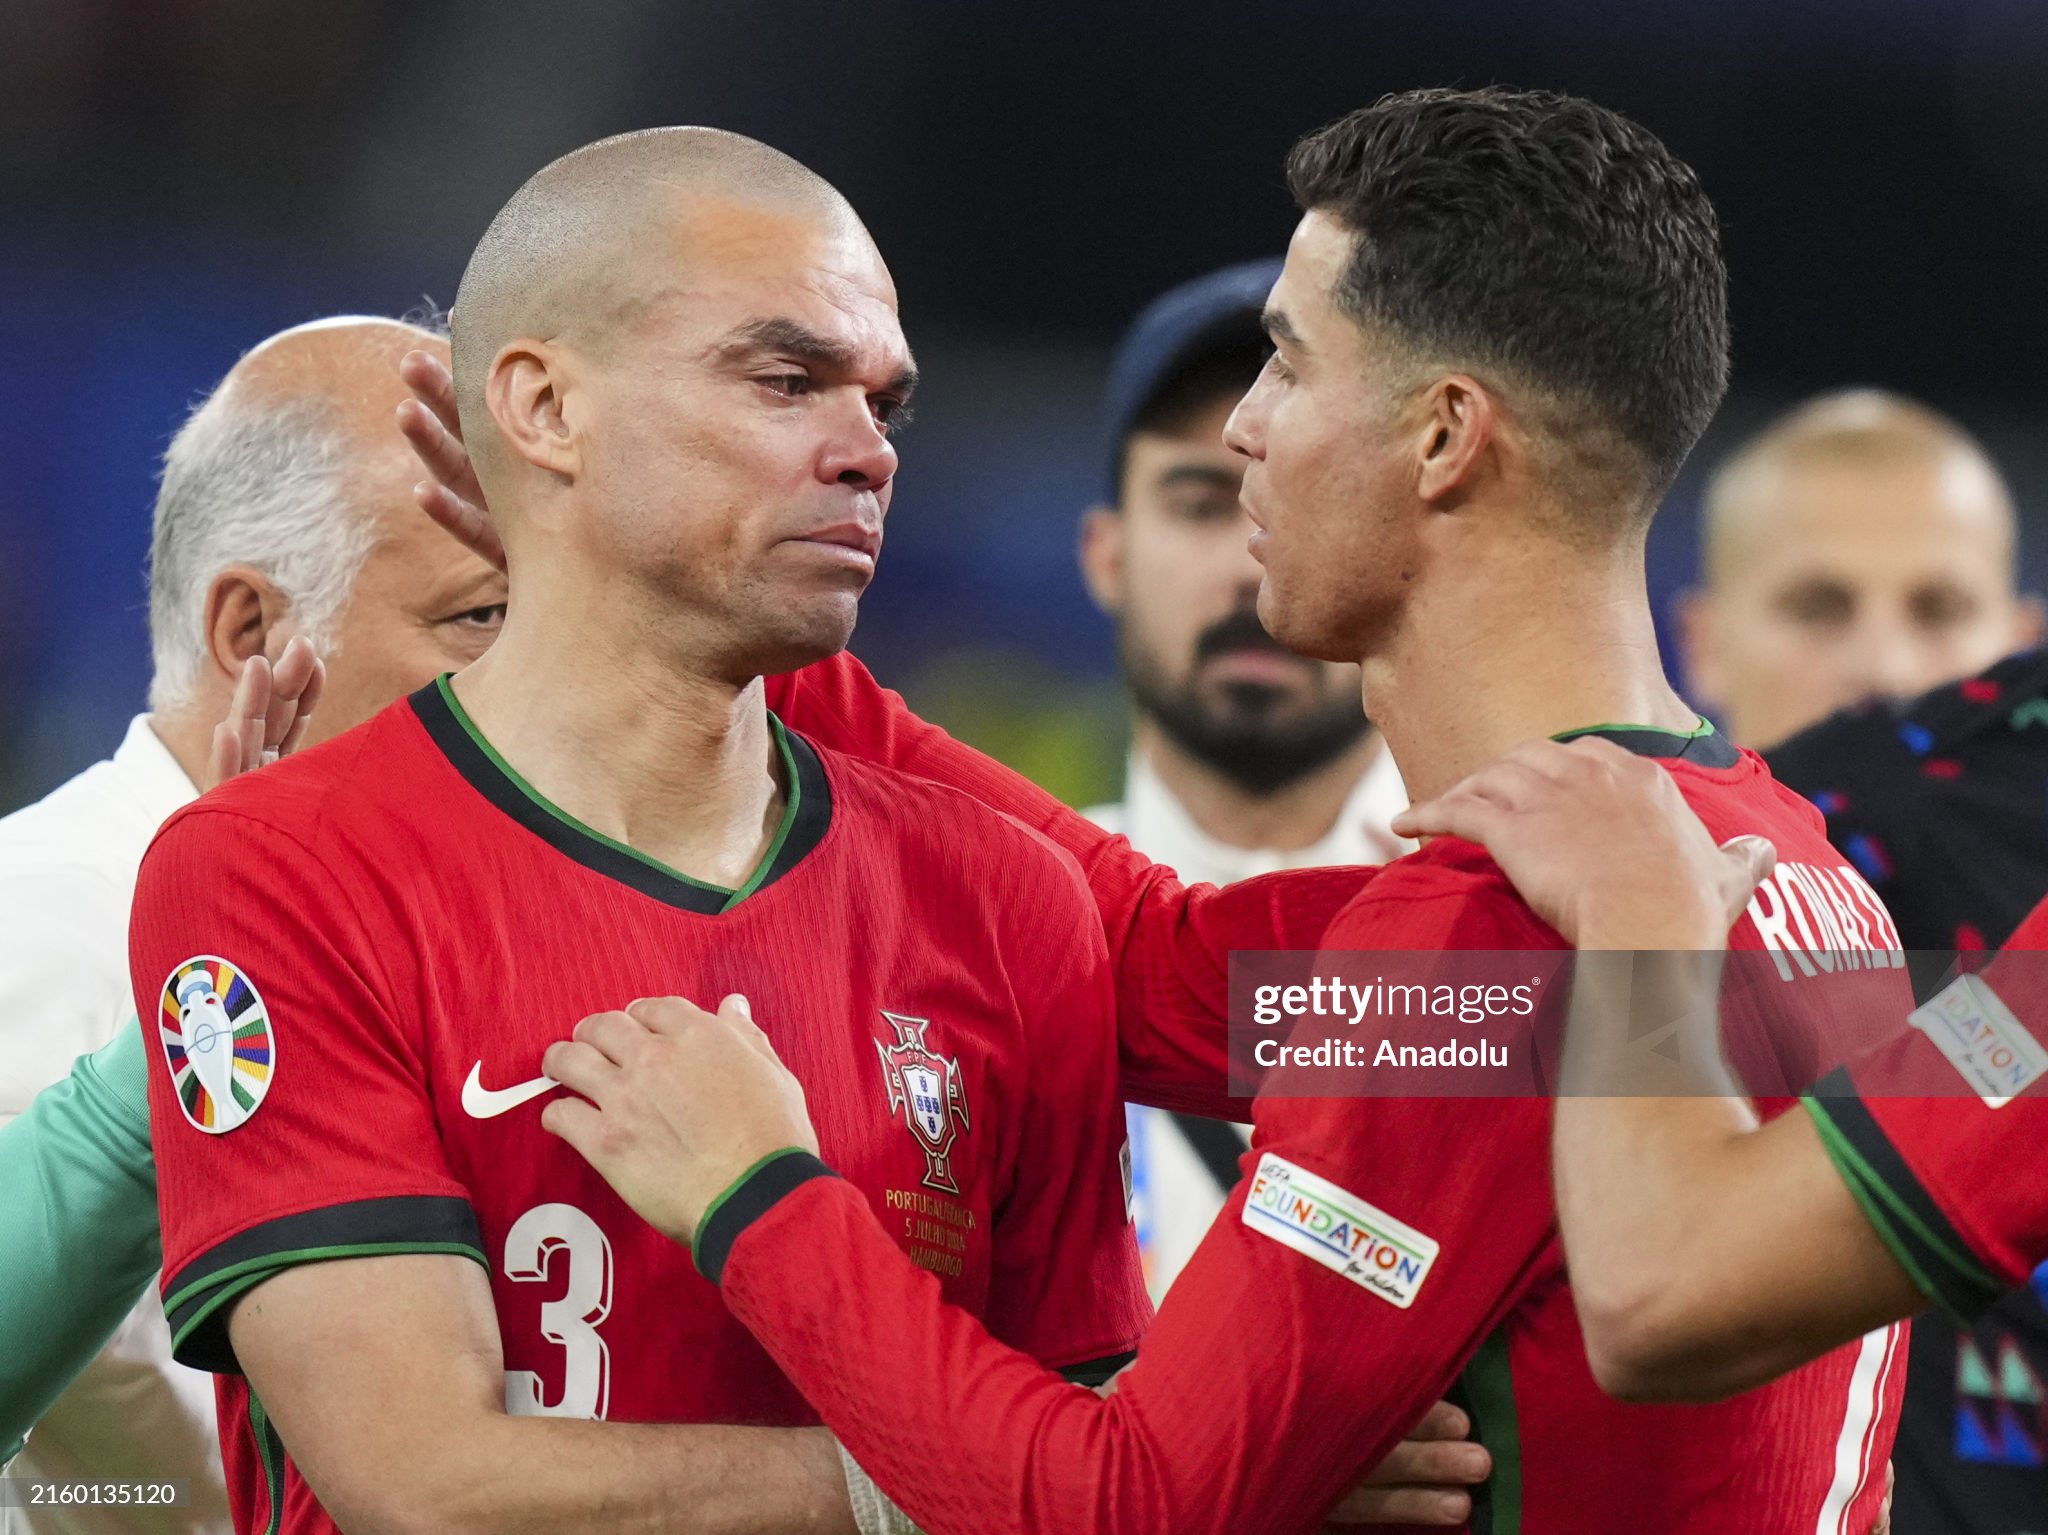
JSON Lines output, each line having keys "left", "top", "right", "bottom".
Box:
{"left": 719, "top": 316, "right": 919, "bottom": 397}
{"left": 1262, "top": 306, "right": 1304, "bottom": 353}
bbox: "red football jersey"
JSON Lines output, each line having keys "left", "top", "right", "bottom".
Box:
{"left": 1802, "top": 894, "right": 2048, "bottom": 1312}
{"left": 705, "top": 726, "right": 1911, "bottom": 1534}
{"left": 765, "top": 653, "right": 1377, "bottom": 1115}
{"left": 133, "top": 679, "right": 1150, "bottom": 1535}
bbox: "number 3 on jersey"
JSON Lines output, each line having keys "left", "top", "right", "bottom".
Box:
{"left": 502, "top": 1203, "right": 614, "bottom": 1419}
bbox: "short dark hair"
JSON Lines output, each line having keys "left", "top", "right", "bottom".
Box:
{"left": 1285, "top": 87, "right": 1729, "bottom": 498}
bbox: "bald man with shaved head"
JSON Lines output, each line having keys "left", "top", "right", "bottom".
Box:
{"left": 1680, "top": 388, "right": 2042, "bottom": 751}
{"left": 0, "top": 316, "right": 503, "bottom": 1534}
{"left": 127, "top": 128, "right": 1163, "bottom": 1535}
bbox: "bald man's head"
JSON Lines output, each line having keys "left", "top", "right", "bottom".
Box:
{"left": 150, "top": 316, "right": 508, "bottom": 740}
{"left": 1681, "top": 388, "right": 2039, "bottom": 748}
{"left": 451, "top": 127, "right": 865, "bottom": 480}
{"left": 443, "top": 126, "right": 913, "bottom": 681}
{"left": 1701, "top": 390, "right": 2016, "bottom": 586}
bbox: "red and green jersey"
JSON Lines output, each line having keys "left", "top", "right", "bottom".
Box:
{"left": 1804, "top": 895, "right": 2048, "bottom": 1317}
{"left": 134, "top": 678, "right": 1150, "bottom": 1535}
{"left": 702, "top": 715, "right": 1911, "bottom": 1535}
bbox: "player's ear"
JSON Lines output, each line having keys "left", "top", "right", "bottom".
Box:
{"left": 200, "top": 566, "right": 292, "bottom": 688}
{"left": 486, "top": 340, "right": 580, "bottom": 483}
{"left": 1077, "top": 506, "right": 1127, "bottom": 615}
{"left": 1414, "top": 375, "right": 1497, "bottom": 505}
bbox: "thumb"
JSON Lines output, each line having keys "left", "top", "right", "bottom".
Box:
{"left": 1716, "top": 835, "right": 1776, "bottom": 926}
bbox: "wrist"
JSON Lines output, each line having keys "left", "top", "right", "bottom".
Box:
{"left": 691, "top": 1148, "right": 838, "bottom": 1283}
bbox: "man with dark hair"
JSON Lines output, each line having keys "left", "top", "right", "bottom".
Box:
{"left": 1080, "top": 262, "right": 1409, "bottom": 1298}
{"left": 534, "top": 88, "right": 1908, "bottom": 1533}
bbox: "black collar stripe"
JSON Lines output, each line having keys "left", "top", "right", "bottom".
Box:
{"left": 1552, "top": 721, "right": 1741, "bottom": 768}
{"left": 409, "top": 680, "right": 832, "bottom": 916}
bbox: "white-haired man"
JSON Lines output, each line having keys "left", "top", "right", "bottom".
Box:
{"left": 0, "top": 316, "right": 504, "bottom": 1534}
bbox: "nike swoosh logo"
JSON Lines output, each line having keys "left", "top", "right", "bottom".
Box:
{"left": 461, "top": 1062, "right": 561, "bottom": 1119}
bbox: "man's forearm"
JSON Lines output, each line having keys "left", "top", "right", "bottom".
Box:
{"left": 415, "top": 1418, "right": 856, "bottom": 1535}
{"left": 0, "top": 1029, "right": 162, "bottom": 1459}
{"left": 1552, "top": 953, "right": 1919, "bottom": 1399}
{"left": 231, "top": 1255, "right": 859, "bottom": 1535}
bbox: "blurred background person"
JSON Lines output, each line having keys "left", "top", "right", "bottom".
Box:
{"left": 1077, "top": 262, "right": 1411, "bottom": 1299}
{"left": 0, "top": 316, "right": 505, "bottom": 1535}
{"left": 1680, "top": 390, "right": 2047, "bottom": 1535}
{"left": 1680, "top": 389, "right": 2042, "bottom": 752}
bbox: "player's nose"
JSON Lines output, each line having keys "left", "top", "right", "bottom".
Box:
{"left": 820, "top": 397, "right": 898, "bottom": 490}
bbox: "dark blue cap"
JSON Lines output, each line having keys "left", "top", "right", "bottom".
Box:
{"left": 1100, "top": 257, "right": 1283, "bottom": 501}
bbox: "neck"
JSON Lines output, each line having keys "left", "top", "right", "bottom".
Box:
{"left": 1132, "top": 720, "right": 1383, "bottom": 853}
{"left": 451, "top": 599, "right": 783, "bottom": 889}
{"left": 1362, "top": 528, "right": 1697, "bottom": 804}
{"left": 146, "top": 708, "right": 215, "bottom": 793}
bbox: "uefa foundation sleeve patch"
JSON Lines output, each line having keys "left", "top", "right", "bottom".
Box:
{"left": 1909, "top": 972, "right": 2048, "bottom": 1108}
{"left": 158, "top": 956, "right": 275, "bottom": 1134}
{"left": 1241, "top": 1152, "right": 1439, "bottom": 1307}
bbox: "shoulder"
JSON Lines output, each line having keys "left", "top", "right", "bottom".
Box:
{"left": 1670, "top": 751, "right": 1836, "bottom": 847}
{"left": 1321, "top": 840, "right": 1563, "bottom": 949}
{"left": 148, "top": 704, "right": 423, "bottom": 864}
{"left": 812, "top": 744, "right": 1099, "bottom": 926}
{"left": 0, "top": 756, "right": 141, "bottom": 877}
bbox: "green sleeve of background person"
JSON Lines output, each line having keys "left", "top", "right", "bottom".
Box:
{"left": 0, "top": 1023, "right": 161, "bottom": 1465}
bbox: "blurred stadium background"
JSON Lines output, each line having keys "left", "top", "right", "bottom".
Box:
{"left": 5, "top": 0, "right": 2047, "bottom": 814}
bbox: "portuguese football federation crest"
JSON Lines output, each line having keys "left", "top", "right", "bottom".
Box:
{"left": 159, "top": 956, "right": 274, "bottom": 1134}
{"left": 875, "top": 1012, "right": 971, "bottom": 1193}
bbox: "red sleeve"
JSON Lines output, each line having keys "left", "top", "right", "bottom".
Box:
{"left": 1802, "top": 940, "right": 2048, "bottom": 1305}
{"left": 978, "top": 841, "right": 1152, "bottom": 1371}
{"left": 131, "top": 806, "right": 482, "bottom": 1375}
{"left": 769, "top": 653, "right": 1371, "bottom": 1119}
{"left": 703, "top": 883, "right": 1560, "bottom": 1535}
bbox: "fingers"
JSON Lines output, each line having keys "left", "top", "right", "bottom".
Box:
{"left": 539, "top": 1093, "right": 601, "bottom": 1152}
{"left": 1352, "top": 1434, "right": 1490, "bottom": 1488}
{"left": 542, "top": 1038, "right": 618, "bottom": 1102}
{"left": 396, "top": 396, "right": 473, "bottom": 488}
{"left": 412, "top": 475, "right": 508, "bottom": 573}
{"left": 206, "top": 721, "right": 240, "bottom": 790}
{"left": 1404, "top": 1400, "right": 1472, "bottom": 1442}
{"left": 1715, "top": 835, "right": 1776, "bottom": 926}
{"left": 277, "top": 652, "right": 326, "bottom": 756}
{"left": 716, "top": 993, "right": 785, "bottom": 1067}
{"left": 268, "top": 636, "right": 323, "bottom": 753}
{"left": 1322, "top": 1486, "right": 1472, "bottom": 1526}
{"left": 398, "top": 348, "right": 461, "bottom": 433}
{"left": 1391, "top": 787, "right": 1513, "bottom": 845}
{"left": 574, "top": 1008, "right": 655, "bottom": 1066}
{"left": 232, "top": 655, "right": 273, "bottom": 772}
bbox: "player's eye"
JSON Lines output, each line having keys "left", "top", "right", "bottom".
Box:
{"left": 871, "top": 396, "right": 914, "bottom": 435}
{"left": 1775, "top": 583, "right": 1852, "bottom": 627}
{"left": 447, "top": 604, "right": 508, "bottom": 630}
{"left": 1912, "top": 587, "right": 1978, "bottom": 628}
{"left": 759, "top": 373, "right": 812, "bottom": 399}
{"left": 1263, "top": 350, "right": 1295, "bottom": 385}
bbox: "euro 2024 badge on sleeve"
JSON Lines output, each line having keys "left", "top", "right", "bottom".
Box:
{"left": 159, "top": 956, "right": 275, "bottom": 1133}
{"left": 875, "top": 1011, "right": 971, "bottom": 1193}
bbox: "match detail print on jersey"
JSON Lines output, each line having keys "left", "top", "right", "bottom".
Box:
{"left": 1240, "top": 1152, "right": 1440, "bottom": 1307}
{"left": 158, "top": 955, "right": 274, "bottom": 1134}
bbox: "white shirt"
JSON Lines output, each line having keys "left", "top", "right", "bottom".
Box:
{"left": 0, "top": 716, "right": 231, "bottom": 1535}
{"left": 1084, "top": 741, "right": 1411, "bottom": 1300}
